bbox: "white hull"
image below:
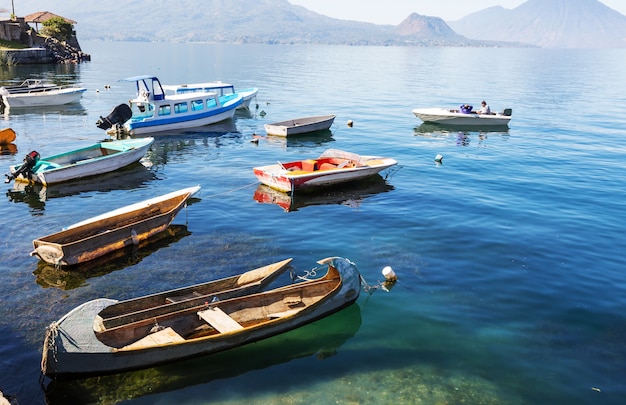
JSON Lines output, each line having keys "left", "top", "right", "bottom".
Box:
{"left": 412, "top": 107, "right": 511, "bottom": 126}
{"left": 0, "top": 79, "right": 86, "bottom": 108}
{"left": 264, "top": 114, "right": 336, "bottom": 137}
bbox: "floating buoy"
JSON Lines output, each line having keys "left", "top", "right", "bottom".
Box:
{"left": 347, "top": 120, "right": 353, "bottom": 127}
{"left": 435, "top": 154, "right": 443, "bottom": 163}
{"left": 259, "top": 110, "right": 266, "bottom": 117}
{"left": 382, "top": 266, "right": 397, "bottom": 282}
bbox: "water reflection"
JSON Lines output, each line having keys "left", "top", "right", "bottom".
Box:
{"left": 261, "top": 129, "right": 335, "bottom": 149}
{"left": 414, "top": 123, "right": 510, "bottom": 146}
{"left": 43, "top": 303, "right": 362, "bottom": 404}
{"left": 0, "top": 142, "right": 17, "bottom": 155}
{"left": 33, "top": 224, "right": 191, "bottom": 290}
{"left": 108, "top": 118, "right": 239, "bottom": 141}
{"left": 1, "top": 102, "right": 87, "bottom": 117}
{"left": 5, "top": 162, "right": 156, "bottom": 211}
{"left": 253, "top": 175, "right": 394, "bottom": 212}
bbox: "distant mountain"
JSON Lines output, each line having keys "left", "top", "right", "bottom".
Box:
{"left": 448, "top": 0, "right": 626, "bottom": 48}
{"left": 13, "top": 0, "right": 524, "bottom": 47}
{"left": 12, "top": 0, "right": 625, "bottom": 48}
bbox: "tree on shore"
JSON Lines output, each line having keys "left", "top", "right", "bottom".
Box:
{"left": 40, "top": 17, "right": 74, "bottom": 41}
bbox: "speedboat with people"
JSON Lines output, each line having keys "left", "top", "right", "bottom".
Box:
{"left": 412, "top": 104, "right": 512, "bottom": 126}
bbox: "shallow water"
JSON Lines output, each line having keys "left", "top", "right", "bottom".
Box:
{"left": 0, "top": 42, "right": 625, "bottom": 404}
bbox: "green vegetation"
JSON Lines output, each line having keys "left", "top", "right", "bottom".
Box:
{"left": 0, "top": 39, "right": 28, "bottom": 50}
{"left": 41, "top": 16, "right": 74, "bottom": 41}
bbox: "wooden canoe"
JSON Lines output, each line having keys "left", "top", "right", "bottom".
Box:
{"left": 31, "top": 185, "right": 200, "bottom": 267}
{"left": 264, "top": 114, "right": 335, "bottom": 137}
{"left": 41, "top": 257, "right": 361, "bottom": 377}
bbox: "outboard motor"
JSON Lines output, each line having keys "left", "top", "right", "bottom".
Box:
{"left": 5, "top": 150, "right": 39, "bottom": 183}
{"left": 96, "top": 103, "right": 133, "bottom": 130}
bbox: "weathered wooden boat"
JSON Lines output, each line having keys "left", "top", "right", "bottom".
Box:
{"left": 43, "top": 303, "right": 362, "bottom": 403}
{"left": 162, "top": 81, "right": 258, "bottom": 109}
{"left": 96, "top": 75, "right": 243, "bottom": 136}
{"left": 412, "top": 106, "right": 512, "bottom": 126}
{"left": 41, "top": 257, "right": 361, "bottom": 377}
{"left": 0, "top": 78, "right": 86, "bottom": 109}
{"left": 30, "top": 185, "right": 200, "bottom": 267}
{"left": 5, "top": 137, "right": 154, "bottom": 185}
{"left": 253, "top": 148, "right": 398, "bottom": 193}
{"left": 264, "top": 114, "right": 336, "bottom": 137}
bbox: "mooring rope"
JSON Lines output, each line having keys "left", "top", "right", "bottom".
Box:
{"left": 198, "top": 181, "right": 260, "bottom": 199}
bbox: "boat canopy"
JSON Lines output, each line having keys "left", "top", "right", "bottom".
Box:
{"left": 120, "top": 75, "right": 165, "bottom": 101}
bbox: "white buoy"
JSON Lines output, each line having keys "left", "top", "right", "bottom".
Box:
{"left": 435, "top": 154, "right": 443, "bottom": 163}
{"left": 347, "top": 120, "right": 353, "bottom": 127}
{"left": 382, "top": 266, "right": 397, "bottom": 281}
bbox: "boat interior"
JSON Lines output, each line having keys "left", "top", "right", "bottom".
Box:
{"left": 96, "top": 265, "right": 342, "bottom": 350}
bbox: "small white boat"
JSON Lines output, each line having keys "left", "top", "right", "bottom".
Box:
{"left": 264, "top": 114, "right": 336, "bottom": 137}
{"left": 31, "top": 185, "right": 200, "bottom": 267}
{"left": 253, "top": 149, "right": 397, "bottom": 193}
{"left": 0, "top": 79, "right": 86, "bottom": 109}
{"left": 412, "top": 106, "right": 512, "bottom": 126}
{"left": 5, "top": 137, "right": 154, "bottom": 185}
{"left": 96, "top": 75, "right": 243, "bottom": 136}
{"left": 162, "top": 81, "right": 258, "bottom": 110}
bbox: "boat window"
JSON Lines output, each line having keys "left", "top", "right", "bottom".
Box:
{"left": 174, "top": 102, "right": 188, "bottom": 113}
{"left": 206, "top": 98, "right": 217, "bottom": 108}
{"left": 191, "top": 100, "right": 203, "bottom": 111}
{"left": 158, "top": 105, "right": 171, "bottom": 116}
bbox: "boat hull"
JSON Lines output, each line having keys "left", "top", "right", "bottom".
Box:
{"left": 412, "top": 108, "right": 511, "bottom": 126}
{"left": 9, "top": 138, "right": 154, "bottom": 185}
{"left": 1, "top": 88, "right": 86, "bottom": 108}
{"left": 31, "top": 185, "right": 200, "bottom": 266}
{"left": 41, "top": 257, "right": 361, "bottom": 377}
{"left": 127, "top": 105, "right": 239, "bottom": 136}
{"left": 264, "top": 114, "right": 336, "bottom": 137}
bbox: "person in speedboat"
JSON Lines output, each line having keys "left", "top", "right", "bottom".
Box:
{"left": 479, "top": 100, "right": 491, "bottom": 114}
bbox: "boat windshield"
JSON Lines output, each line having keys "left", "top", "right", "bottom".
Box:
{"left": 318, "top": 149, "right": 362, "bottom": 163}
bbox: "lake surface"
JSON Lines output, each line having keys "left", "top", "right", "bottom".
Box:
{"left": 1, "top": 41, "right": 625, "bottom": 404}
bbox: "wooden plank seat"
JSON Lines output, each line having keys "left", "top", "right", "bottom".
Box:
{"left": 197, "top": 307, "right": 244, "bottom": 333}
{"left": 121, "top": 327, "right": 184, "bottom": 350}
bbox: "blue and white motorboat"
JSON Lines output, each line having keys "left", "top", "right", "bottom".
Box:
{"left": 97, "top": 75, "right": 243, "bottom": 136}
{"left": 162, "top": 81, "right": 258, "bottom": 110}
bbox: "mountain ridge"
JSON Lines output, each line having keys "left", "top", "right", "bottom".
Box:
{"left": 11, "top": 0, "right": 626, "bottom": 48}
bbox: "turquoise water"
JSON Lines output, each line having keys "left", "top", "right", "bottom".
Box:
{"left": 1, "top": 42, "right": 625, "bottom": 404}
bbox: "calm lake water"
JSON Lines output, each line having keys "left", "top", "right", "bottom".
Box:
{"left": 1, "top": 41, "right": 625, "bottom": 404}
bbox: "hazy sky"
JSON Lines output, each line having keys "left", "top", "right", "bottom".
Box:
{"left": 288, "top": 0, "right": 626, "bottom": 24}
